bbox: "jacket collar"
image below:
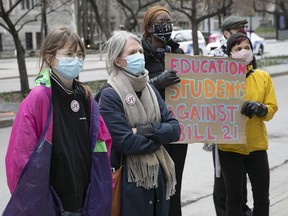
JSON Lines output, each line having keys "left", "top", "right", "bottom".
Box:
{"left": 35, "top": 68, "right": 51, "bottom": 87}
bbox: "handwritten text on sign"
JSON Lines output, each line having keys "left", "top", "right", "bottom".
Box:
{"left": 165, "top": 53, "right": 246, "bottom": 144}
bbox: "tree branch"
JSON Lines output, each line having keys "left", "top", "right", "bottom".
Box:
{"left": 6, "top": 0, "right": 22, "bottom": 15}
{"left": 166, "top": 0, "right": 192, "bottom": 18}
{"left": 0, "top": 22, "right": 10, "bottom": 33}
{"left": 14, "top": 2, "right": 42, "bottom": 26}
{"left": 253, "top": 0, "right": 287, "bottom": 16}
{"left": 117, "top": 0, "right": 136, "bottom": 18}
{"left": 180, "top": 0, "right": 192, "bottom": 11}
{"left": 115, "top": 0, "right": 161, "bottom": 31}
{"left": 138, "top": 0, "right": 160, "bottom": 10}
{"left": 17, "top": 15, "right": 41, "bottom": 32}
{"left": 15, "top": 0, "right": 72, "bottom": 32}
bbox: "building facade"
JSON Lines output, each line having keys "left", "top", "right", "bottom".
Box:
{"left": 0, "top": 0, "right": 76, "bottom": 57}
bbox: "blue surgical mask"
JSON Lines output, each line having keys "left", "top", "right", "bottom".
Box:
{"left": 124, "top": 53, "right": 145, "bottom": 77}
{"left": 55, "top": 57, "right": 83, "bottom": 80}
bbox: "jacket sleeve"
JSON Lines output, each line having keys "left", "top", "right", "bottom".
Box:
{"left": 5, "top": 87, "right": 49, "bottom": 193}
{"left": 150, "top": 85, "right": 181, "bottom": 145}
{"left": 262, "top": 72, "right": 278, "bottom": 121}
{"left": 98, "top": 88, "right": 162, "bottom": 155}
{"left": 97, "top": 114, "right": 112, "bottom": 157}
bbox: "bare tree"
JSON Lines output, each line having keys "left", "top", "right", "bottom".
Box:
{"left": 165, "top": 0, "right": 233, "bottom": 55}
{"left": 0, "top": 0, "right": 72, "bottom": 93}
{"left": 0, "top": 0, "right": 41, "bottom": 92}
{"left": 41, "top": 0, "right": 48, "bottom": 40}
{"left": 253, "top": 0, "right": 288, "bottom": 18}
{"left": 116, "top": 0, "right": 160, "bottom": 32}
{"left": 87, "top": 0, "right": 111, "bottom": 40}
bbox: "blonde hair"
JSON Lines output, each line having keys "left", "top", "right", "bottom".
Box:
{"left": 39, "top": 25, "right": 91, "bottom": 97}
{"left": 105, "top": 30, "right": 141, "bottom": 74}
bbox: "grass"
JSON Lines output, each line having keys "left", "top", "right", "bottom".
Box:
{"left": 0, "top": 80, "right": 108, "bottom": 103}
{"left": 0, "top": 91, "right": 28, "bottom": 103}
{"left": 255, "top": 26, "right": 276, "bottom": 34}
{"left": 257, "top": 55, "right": 288, "bottom": 67}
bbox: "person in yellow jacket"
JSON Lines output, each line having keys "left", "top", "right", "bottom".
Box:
{"left": 218, "top": 33, "right": 278, "bottom": 216}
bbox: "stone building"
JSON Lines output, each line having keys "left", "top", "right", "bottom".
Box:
{"left": 0, "top": 0, "right": 76, "bottom": 57}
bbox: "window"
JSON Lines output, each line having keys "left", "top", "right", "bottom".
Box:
{"left": 21, "top": 0, "right": 35, "bottom": 10}
{"left": 0, "top": 33, "right": 2, "bottom": 51}
{"left": 26, "top": 0, "right": 30, "bottom": 9}
{"left": 36, "top": 32, "right": 42, "bottom": 49}
{"left": 25, "top": 32, "right": 33, "bottom": 50}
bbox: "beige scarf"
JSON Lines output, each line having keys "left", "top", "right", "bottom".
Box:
{"left": 108, "top": 69, "right": 176, "bottom": 199}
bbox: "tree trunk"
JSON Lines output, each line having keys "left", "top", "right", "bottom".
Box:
{"left": 14, "top": 35, "right": 30, "bottom": 93}
{"left": 88, "top": 0, "right": 111, "bottom": 40}
{"left": 191, "top": 0, "right": 200, "bottom": 55}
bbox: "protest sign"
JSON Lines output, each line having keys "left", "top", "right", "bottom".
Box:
{"left": 165, "top": 53, "right": 246, "bottom": 144}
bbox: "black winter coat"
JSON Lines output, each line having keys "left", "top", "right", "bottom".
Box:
{"left": 142, "top": 38, "right": 184, "bottom": 99}
{"left": 96, "top": 84, "right": 181, "bottom": 216}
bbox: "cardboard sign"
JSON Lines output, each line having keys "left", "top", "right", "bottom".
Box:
{"left": 165, "top": 53, "right": 246, "bottom": 144}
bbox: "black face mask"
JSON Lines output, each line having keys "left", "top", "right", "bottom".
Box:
{"left": 152, "top": 24, "right": 173, "bottom": 43}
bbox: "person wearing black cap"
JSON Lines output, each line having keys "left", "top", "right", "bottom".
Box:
{"left": 205, "top": 16, "right": 255, "bottom": 216}
{"left": 209, "top": 16, "right": 248, "bottom": 57}
{"left": 217, "top": 33, "right": 278, "bottom": 216}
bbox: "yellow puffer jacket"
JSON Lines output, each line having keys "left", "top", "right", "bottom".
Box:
{"left": 218, "top": 67, "right": 278, "bottom": 155}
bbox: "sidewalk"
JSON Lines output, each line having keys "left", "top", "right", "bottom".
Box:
{"left": 1, "top": 63, "right": 287, "bottom": 128}
{"left": 0, "top": 103, "right": 19, "bottom": 128}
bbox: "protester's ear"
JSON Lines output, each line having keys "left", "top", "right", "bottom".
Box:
{"left": 114, "top": 57, "right": 126, "bottom": 68}
{"left": 45, "top": 54, "right": 54, "bottom": 66}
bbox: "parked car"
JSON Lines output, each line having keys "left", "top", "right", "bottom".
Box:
{"left": 248, "top": 31, "right": 265, "bottom": 55}
{"left": 208, "top": 31, "right": 222, "bottom": 44}
{"left": 171, "top": 29, "right": 207, "bottom": 55}
{"left": 206, "top": 31, "right": 265, "bottom": 55}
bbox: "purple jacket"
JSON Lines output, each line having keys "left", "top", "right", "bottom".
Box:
{"left": 5, "top": 69, "right": 112, "bottom": 215}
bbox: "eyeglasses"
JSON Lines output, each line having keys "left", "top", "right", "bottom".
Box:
{"left": 152, "top": 20, "right": 174, "bottom": 26}
{"left": 231, "top": 24, "right": 248, "bottom": 31}
{"left": 56, "top": 52, "right": 84, "bottom": 62}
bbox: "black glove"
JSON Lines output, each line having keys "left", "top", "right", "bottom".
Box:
{"left": 149, "top": 70, "right": 180, "bottom": 90}
{"left": 241, "top": 101, "right": 268, "bottom": 119}
{"left": 136, "top": 124, "right": 154, "bottom": 137}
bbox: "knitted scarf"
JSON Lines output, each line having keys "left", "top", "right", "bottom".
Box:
{"left": 108, "top": 68, "right": 176, "bottom": 199}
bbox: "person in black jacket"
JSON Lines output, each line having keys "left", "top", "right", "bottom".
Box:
{"left": 142, "top": 6, "right": 188, "bottom": 216}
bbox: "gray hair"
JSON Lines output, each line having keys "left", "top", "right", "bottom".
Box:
{"left": 105, "top": 30, "right": 141, "bottom": 74}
